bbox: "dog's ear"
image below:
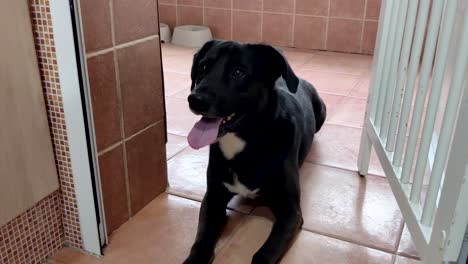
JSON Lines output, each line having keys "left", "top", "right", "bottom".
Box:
{"left": 190, "top": 40, "right": 220, "bottom": 84}
{"left": 250, "top": 44, "right": 299, "bottom": 93}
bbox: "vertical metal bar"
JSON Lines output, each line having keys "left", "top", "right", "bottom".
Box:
{"left": 369, "top": 0, "right": 394, "bottom": 121}
{"left": 394, "top": 0, "right": 432, "bottom": 171}
{"left": 410, "top": 0, "right": 457, "bottom": 204}
{"left": 421, "top": 8, "right": 468, "bottom": 226}
{"left": 401, "top": 0, "right": 445, "bottom": 186}
{"left": 380, "top": 0, "right": 409, "bottom": 143}
{"left": 386, "top": 0, "right": 419, "bottom": 152}
{"left": 374, "top": 0, "right": 400, "bottom": 129}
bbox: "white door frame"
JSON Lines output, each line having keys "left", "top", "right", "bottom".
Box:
{"left": 49, "top": 0, "right": 105, "bottom": 255}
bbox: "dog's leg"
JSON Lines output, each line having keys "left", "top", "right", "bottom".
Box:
{"left": 252, "top": 198, "right": 302, "bottom": 264}
{"left": 252, "top": 167, "right": 303, "bottom": 264}
{"left": 183, "top": 189, "right": 233, "bottom": 264}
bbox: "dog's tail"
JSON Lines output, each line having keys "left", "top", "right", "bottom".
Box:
{"left": 311, "top": 89, "right": 326, "bottom": 133}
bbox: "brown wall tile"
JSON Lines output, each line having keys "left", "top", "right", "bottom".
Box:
{"left": 204, "top": 8, "right": 232, "bottom": 40}
{"left": 330, "top": 0, "right": 366, "bottom": 19}
{"left": 366, "top": 0, "right": 381, "bottom": 20}
{"left": 162, "top": 0, "right": 379, "bottom": 54}
{"left": 362, "top": 21, "right": 378, "bottom": 54}
{"left": 126, "top": 122, "right": 167, "bottom": 215}
{"left": 296, "top": 0, "right": 329, "bottom": 16}
{"left": 98, "top": 146, "right": 129, "bottom": 235}
{"left": 80, "top": 0, "right": 113, "bottom": 52}
{"left": 294, "top": 16, "right": 327, "bottom": 50}
{"left": 159, "top": 4, "right": 177, "bottom": 29}
{"left": 204, "top": 0, "right": 231, "bottom": 8}
{"left": 232, "top": 11, "right": 262, "bottom": 43}
{"left": 233, "top": 0, "right": 262, "bottom": 11}
{"left": 113, "top": 0, "right": 159, "bottom": 44}
{"left": 117, "top": 39, "right": 165, "bottom": 136}
{"left": 87, "top": 53, "right": 122, "bottom": 151}
{"left": 263, "top": 0, "right": 294, "bottom": 13}
{"left": 262, "top": 13, "right": 293, "bottom": 47}
{"left": 177, "top": 6, "right": 203, "bottom": 25}
{"left": 160, "top": 0, "right": 176, "bottom": 4}
{"left": 327, "top": 18, "right": 363, "bottom": 53}
{"left": 177, "top": 0, "right": 202, "bottom": 6}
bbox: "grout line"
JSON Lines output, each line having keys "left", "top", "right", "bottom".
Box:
{"left": 109, "top": 0, "right": 132, "bottom": 218}
{"left": 86, "top": 35, "right": 160, "bottom": 58}
{"left": 124, "top": 121, "right": 161, "bottom": 143}
{"left": 86, "top": 47, "right": 114, "bottom": 58}
{"left": 114, "top": 35, "right": 159, "bottom": 50}
{"left": 211, "top": 216, "right": 251, "bottom": 260}
{"left": 98, "top": 121, "right": 164, "bottom": 158}
{"left": 300, "top": 226, "right": 398, "bottom": 255}
{"left": 360, "top": 0, "right": 369, "bottom": 53}
{"left": 324, "top": 0, "right": 331, "bottom": 50}
{"left": 162, "top": 3, "right": 378, "bottom": 22}
{"left": 302, "top": 160, "right": 387, "bottom": 178}
{"left": 230, "top": 0, "right": 233, "bottom": 40}
{"left": 202, "top": 0, "right": 205, "bottom": 25}
{"left": 166, "top": 146, "right": 189, "bottom": 161}
{"left": 291, "top": 0, "right": 297, "bottom": 47}
{"left": 97, "top": 141, "right": 123, "bottom": 156}
{"left": 175, "top": 0, "right": 179, "bottom": 26}
{"left": 260, "top": 0, "right": 264, "bottom": 42}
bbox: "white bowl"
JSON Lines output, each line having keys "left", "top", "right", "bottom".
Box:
{"left": 160, "top": 23, "right": 171, "bottom": 43}
{"left": 171, "top": 25, "right": 212, "bottom": 48}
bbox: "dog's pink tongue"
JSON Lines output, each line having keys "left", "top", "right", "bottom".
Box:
{"left": 188, "top": 117, "right": 222, "bottom": 149}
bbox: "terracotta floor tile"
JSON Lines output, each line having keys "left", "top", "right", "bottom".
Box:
{"left": 102, "top": 194, "right": 245, "bottom": 264}
{"left": 162, "top": 54, "right": 194, "bottom": 74}
{"left": 398, "top": 225, "right": 419, "bottom": 259}
{"left": 282, "top": 49, "right": 316, "bottom": 70}
{"left": 349, "top": 74, "right": 371, "bottom": 98}
{"left": 296, "top": 69, "right": 361, "bottom": 96}
{"left": 282, "top": 231, "right": 394, "bottom": 264}
{"left": 51, "top": 194, "right": 246, "bottom": 264}
{"left": 299, "top": 163, "right": 404, "bottom": 253}
{"left": 167, "top": 147, "right": 256, "bottom": 214}
{"left": 163, "top": 71, "right": 191, "bottom": 96}
{"left": 161, "top": 43, "right": 197, "bottom": 58}
{"left": 299, "top": 51, "right": 373, "bottom": 75}
{"left": 172, "top": 86, "right": 191, "bottom": 100}
{"left": 212, "top": 216, "right": 273, "bottom": 264}
{"left": 317, "top": 93, "right": 346, "bottom": 123}
{"left": 307, "top": 124, "right": 384, "bottom": 175}
{"left": 307, "top": 124, "right": 362, "bottom": 172}
{"left": 167, "top": 147, "right": 209, "bottom": 200}
{"left": 328, "top": 96, "right": 367, "bottom": 128}
{"left": 48, "top": 248, "right": 102, "bottom": 264}
{"left": 395, "top": 256, "right": 421, "bottom": 264}
{"left": 166, "top": 133, "right": 188, "bottom": 160}
{"left": 165, "top": 97, "right": 200, "bottom": 136}
{"left": 213, "top": 215, "right": 393, "bottom": 264}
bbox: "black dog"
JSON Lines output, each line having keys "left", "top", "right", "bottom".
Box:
{"left": 183, "top": 40, "right": 326, "bottom": 264}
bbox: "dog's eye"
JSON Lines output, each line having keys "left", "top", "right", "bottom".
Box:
{"left": 232, "top": 68, "right": 245, "bottom": 79}
{"left": 199, "top": 65, "right": 207, "bottom": 73}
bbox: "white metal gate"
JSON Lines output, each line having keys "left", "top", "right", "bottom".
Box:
{"left": 358, "top": 0, "right": 468, "bottom": 263}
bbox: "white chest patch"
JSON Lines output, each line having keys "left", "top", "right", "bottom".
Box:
{"left": 218, "top": 132, "right": 246, "bottom": 160}
{"left": 223, "top": 174, "right": 259, "bottom": 198}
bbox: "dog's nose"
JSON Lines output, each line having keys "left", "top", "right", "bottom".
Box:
{"left": 188, "top": 94, "right": 210, "bottom": 113}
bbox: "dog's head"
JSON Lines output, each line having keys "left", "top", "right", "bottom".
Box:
{"left": 186, "top": 40, "right": 299, "bottom": 149}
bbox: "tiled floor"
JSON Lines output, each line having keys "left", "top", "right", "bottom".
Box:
{"left": 48, "top": 44, "right": 421, "bottom": 263}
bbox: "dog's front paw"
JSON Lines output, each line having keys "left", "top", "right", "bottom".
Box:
{"left": 252, "top": 252, "right": 275, "bottom": 264}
